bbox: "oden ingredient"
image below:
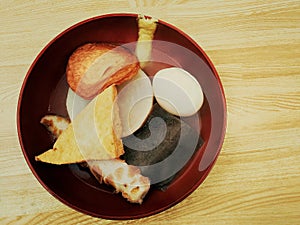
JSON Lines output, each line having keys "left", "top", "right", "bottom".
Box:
{"left": 38, "top": 113, "right": 150, "bottom": 204}
{"left": 89, "top": 159, "right": 150, "bottom": 204}
{"left": 153, "top": 67, "right": 204, "bottom": 117}
{"left": 122, "top": 103, "right": 203, "bottom": 189}
{"left": 116, "top": 69, "right": 153, "bottom": 137}
{"left": 35, "top": 85, "right": 124, "bottom": 164}
{"left": 66, "top": 43, "right": 139, "bottom": 100}
{"left": 66, "top": 88, "right": 90, "bottom": 121}
{"left": 135, "top": 15, "right": 158, "bottom": 68}
{"left": 40, "top": 115, "right": 70, "bottom": 138}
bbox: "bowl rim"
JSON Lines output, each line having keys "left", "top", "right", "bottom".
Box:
{"left": 17, "top": 12, "right": 227, "bottom": 219}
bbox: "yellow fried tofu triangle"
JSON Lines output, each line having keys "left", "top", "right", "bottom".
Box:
{"left": 35, "top": 85, "right": 124, "bottom": 164}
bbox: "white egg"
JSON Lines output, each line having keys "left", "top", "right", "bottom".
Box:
{"left": 153, "top": 67, "right": 204, "bottom": 117}
{"left": 116, "top": 69, "right": 153, "bottom": 137}
{"left": 66, "top": 88, "right": 91, "bottom": 121}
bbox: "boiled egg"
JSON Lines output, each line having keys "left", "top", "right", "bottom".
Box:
{"left": 153, "top": 67, "right": 204, "bottom": 117}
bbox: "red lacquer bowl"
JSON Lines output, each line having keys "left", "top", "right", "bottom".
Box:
{"left": 17, "top": 13, "right": 226, "bottom": 219}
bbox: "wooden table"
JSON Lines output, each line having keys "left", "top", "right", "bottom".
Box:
{"left": 1, "top": 0, "right": 299, "bottom": 224}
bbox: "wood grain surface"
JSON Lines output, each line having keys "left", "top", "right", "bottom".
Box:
{"left": 1, "top": 0, "right": 299, "bottom": 224}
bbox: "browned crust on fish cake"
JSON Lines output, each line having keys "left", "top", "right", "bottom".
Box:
{"left": 66, "top": 43, "right": 139, "bottom": 99}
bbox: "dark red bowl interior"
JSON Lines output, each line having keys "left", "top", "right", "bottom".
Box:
{"left": 17, "top": 13, "right": 226, "bottom": 219}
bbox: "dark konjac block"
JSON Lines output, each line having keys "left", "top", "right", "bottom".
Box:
{"left": 122, "top": 104, "right": 203, "bottom": 190}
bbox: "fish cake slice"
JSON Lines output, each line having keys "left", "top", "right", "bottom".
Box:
{"left": 66, "top": 43, "right": 139, "bottom": 100}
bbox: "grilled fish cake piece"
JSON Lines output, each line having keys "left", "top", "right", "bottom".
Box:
{"left": 66, "top": 43, "right": 139, "bottom": 100}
